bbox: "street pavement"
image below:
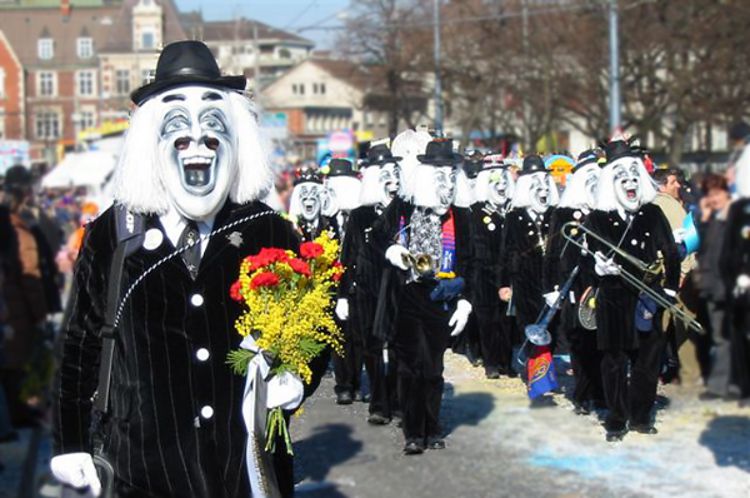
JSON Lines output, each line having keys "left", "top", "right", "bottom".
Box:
{"left": 1, "top": 352, "right": 748, "bottom": 497}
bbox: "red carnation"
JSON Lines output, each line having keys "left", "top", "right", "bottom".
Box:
{"left": 250, "top": 271, "right": 280, "bottom": 290}
{"left": 246, "top": 247, "right": 289, "bottom": 272}
{"left": 332, "top": 262, "right": 344, "bottom": 282}
{"left": 300, "top": 242, "right": 324, "bottom": 259}
{"left": 230, "top": 280, "right": 243, "bottom": 302}
{"left": 288, "top": 258, "right": 312, "bottom": 277}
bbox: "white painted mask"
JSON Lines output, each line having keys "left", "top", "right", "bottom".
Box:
{"left": 379, "top": 162, "right": 401, "bottom": 207}
{"left": 613, "top": 159, "right": 643, "bottom": 212}
{"left": 488, "top": 169, "right": 511, "bottom": 206}
{"left": 156, "top": 86, "right": 236, "bottom": 220}
{"left": 297, "top": 182, "right": 323, "bottom": 222}
{"left": 529, "top": 172, "right": 551, "bottom": 214}
{"left": 434, "top": 166, "right": 457, "bottom": 214}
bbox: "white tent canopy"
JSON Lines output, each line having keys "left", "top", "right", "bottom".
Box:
{"left": 41, "top": 150, "right": 117, "bottom": 191}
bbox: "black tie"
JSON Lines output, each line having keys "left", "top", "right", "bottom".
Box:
{"left": 179, "top": 220, "right": 201, "bottom": 280}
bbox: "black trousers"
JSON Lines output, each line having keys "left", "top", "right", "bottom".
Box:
{"left": 393, "top": 283, "right": 452, "bottom": 441}
{"left": 475, "top": 304, "right": 514, "bottom": 371}
{"left": 567, "top": 326, "right": 603, "bottom": 405}
{"left": 601, "top": 329, "right": 665, "bottom": 431}
{"left": 332, "top": 317, "right": 364, "bottom": 396}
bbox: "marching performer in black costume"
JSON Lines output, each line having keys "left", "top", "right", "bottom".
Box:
{"left": 289, "top": 167, "right": 341, "bottom": 243}
{"left": 52, "top": 41, "right": 305, "bottom": 497}
{"left": 470, "top": 155, "right": 518, "bottom": 378}
{"left": 585, "top": 139, "right": 679, "bottom": 441}
{"left": 372, "top": 140, "right": 475, "bottom": 455}
{"left": 337, "top": 144, "right": 402, "bottom": 422}
{"left": 499, "top": 155, "right": 559, "bottom": 334}
{"left": 323, "top": 156, "right": 362, "bottom": 243}
{"left": 721, "top": 146, "right": 750, "bottom": 401}
{"left": 543, "top": 150, "right": 605, "bottom": 413}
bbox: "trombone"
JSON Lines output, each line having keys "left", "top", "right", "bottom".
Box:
{"left": 561, "top": 221, "right": 704, "bottom": 334}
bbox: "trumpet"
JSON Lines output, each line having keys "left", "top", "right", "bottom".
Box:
{"left": 561, "top": 221, "right": 704, "bottom": 334}
{"left": 402, "top": 252, "right": 436, "bottom": 278}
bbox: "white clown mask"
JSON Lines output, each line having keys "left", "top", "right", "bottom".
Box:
{"left": 612, "top": 158, "right": 644, "bottom": 212}
{"left": 291, "top": 181, "right": 324, "bottom": 222}
{"left": 560, "top": 162, "right": 600, "bottom": 211}
{"left": 529, "top": 171, "right": 553, "bottom": 214}
{"left": 379, "top": 162, "right": 401, "bottom": 206}
{"left": 156, "top": 86, "right": 237, "bottom": 221}
{"left": 412, "top": 164, "right": 457, "bottom": 215}
{"left": 488, "top": 169, "right": 513, "bottom": 206}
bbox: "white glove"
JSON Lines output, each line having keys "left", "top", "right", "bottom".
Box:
{"left": 594, "top": 251, "right": 621, "bottom": 277}
{"left": 266, "top": 372, "right": 304, "bottom": 410}
{"left": 448, "top": 299, "right": 473, "bottom": 337}
{"left": 385, "top": 244, "right": 410, "bottom": 270}
{"left": 663, "top": 288, "right": 677, "bottom": 298}
{"left": 50, "top": 453, "right": 101, "bottom": 497}
{"left": 543, "top": 290, "right": 560, "bottom": 307}
{"left": 335, "top": 298, "right": 349, "bottom": 321}
{"left": 672, "top": 228, "right": 687, "bottom": 244}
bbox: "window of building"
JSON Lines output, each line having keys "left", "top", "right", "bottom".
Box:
{"left": 80, "top": 108, "right": 96, "bottom": 130}
{"left": 35, "top": 110, "right": 61, "bottom": 139}
{"left": 313, "top": 83, "right": 318, "bottom": 94}
{"left": 38, "top": 38, "right": 54, "bottom": 60}
{"left": 77, "top": 70, "right": 95, "bottom": 96}
{"left": 142, "top": 32, "right": 155, "bottom": 50}
{"left": 292, "top": 84, "right": 298, "bottom": 95}
{"left": 115, "top": 69, "right": 130, "bottom": 95}
{"left": 0, "top": 69, "right": 5, "bottom": 99}
{"left": 77, "top": 37, "right": 93, "bottom": 59}
{"left": 38, "top": 71, "right": 56, "bottom": 97}
{"left": 320, "top": 83, "right": 326, "bottom": 95}
{"left": 141, "top": 69, "right": 155, "bottom": 85}
{"left": 299, "top": 84, "right": 305, "bottom": 95}
{"left": 279, "top": 48, "right": 291, "bottom": 59}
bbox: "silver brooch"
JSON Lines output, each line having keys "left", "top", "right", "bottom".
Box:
{"left": 227, "top": 231, "right": 244, "bottom": 248}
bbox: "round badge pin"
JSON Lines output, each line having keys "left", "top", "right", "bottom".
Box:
{"left": 483, "top": 216, "right": 491, "bottom": 224}
{"left": 573, "top": 211, "right": 582, "bottom": 220}
{"left": 143, "top": 228, "right": 164, "bottom": 251}
{"left": 488, "top": 223, "right": 496, "bottom": 231}
{"left": 742, "top": 225, "right": 750, "bottom": 240}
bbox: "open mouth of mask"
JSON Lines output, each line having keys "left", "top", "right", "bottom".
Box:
{"left": 177, "top": 139, "right": 218, "bottom": 189}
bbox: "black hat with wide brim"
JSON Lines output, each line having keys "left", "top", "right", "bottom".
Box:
{"left": 518, "top": 154, "right": 547, "bottom": 176}
{"left": 131, "top": 41, "right": 247, "bottom": 105}
{"left": 326, "top": 158, "right": 358, "bottom": 177}
{"left": 417, "top": 140, "right": 463, "bottom": 166}
{"left": 367, "top": 144, "right": 402, "bottom": 167}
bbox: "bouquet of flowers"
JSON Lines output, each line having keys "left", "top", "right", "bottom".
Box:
{"left": 227, "top": 232, "right": 344, "bottom": 454}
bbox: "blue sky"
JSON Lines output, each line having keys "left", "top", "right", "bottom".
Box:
{"left": 175, "top": 0, "right": 350, "bottom": 49}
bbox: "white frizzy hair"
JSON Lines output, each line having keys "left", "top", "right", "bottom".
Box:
{"left": 735, "top": 142, "right": 750, "bottom": 198}
{"left": 475, "top": 168, "right": 515, "bottom": 203}
{"left": 559, "top": 163, "right": 598, "bottom": 209}
{"left": 511, "top": 172, "right": 559, "bottom": 209}
{"left": 325, "top": 175, "right": 362, "bottom": 212}
{"left": 596, "top": 156, "right": 657, "bottom": 212}
{"left": 359, "top": 166, "right": 383, "bottom": 206}
{"left": 391, "top": 129, "right": 432, "bottom": 200}
{"left": 112, "top": 90, "right": 273, "bottom": 215}
{"left": 453, "top": 168, "right": 475, "bottom": 208}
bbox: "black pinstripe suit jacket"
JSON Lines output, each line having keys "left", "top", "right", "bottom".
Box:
{"left": 53, "top": 200, "right": 299, "bottom": 497}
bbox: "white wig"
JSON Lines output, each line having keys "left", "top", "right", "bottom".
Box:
{"left": 559, "top": 163, "right": 599, "bottom": 209}
{"left": 475, "top": 168, "right": 515, "bottom": 203}
{"left": 735, "top": 143, "right": 750, "bottom": 198}
{"left": 596, "top": 156, "right": 657, "bottom": 212}
{"left": 511, "top": 172, "right": 559, "bottom": 209}
{"left": 112, "top": 90, "right": 273, "bottom": 215}
{"left": 391, "top": 129, "right": 432, "bottom": 201}
{"left": 325, "top": 175, "right": 362, "bottom": 213}
{"left": 453, "top": 168, "right": 475, "bottom": 208}
{"left": 359, "top": 166, "right": 383, "bottom": 206}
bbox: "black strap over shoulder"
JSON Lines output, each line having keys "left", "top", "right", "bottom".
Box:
{"left": 93, "top": 205, "right": 145, "bottom": 414}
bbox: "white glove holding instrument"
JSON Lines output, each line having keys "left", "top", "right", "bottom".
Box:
{"left": 448, "top": 299, "right": 473, "bottom": 337}
{"left": 543, "top": 290, "right": 560, "bottom": 308}
{"left": 594, "top": 251, "right": 621, "bottom": 277}
{"left": 335, "top": 298, "right": 349, "bottom": 321}
{"left": 50, "top": 453, "right": 102, "bottom": 497}
{"left": 385, "top": 244, "right": 410, "bottom": 271}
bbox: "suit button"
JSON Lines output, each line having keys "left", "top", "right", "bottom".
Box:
{"left": 196, "top": 348, "right": 210, "bottom": 362}
{"left": 190, "top": 294, "right": 204, "bottom": 307}
{"left": 200, "top": 405, "right": 214, "bottom": 419}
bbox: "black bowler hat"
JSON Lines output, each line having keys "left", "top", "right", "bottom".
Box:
{"left": 131, "top": 40, "right": 247, "bottom": 105}
{"left": 367, "top": 144, "right": 402, "bottom": 167}
{"left": 417, "top": 139, "right": 463, "bottom": 166}
{"left": 518, "top": 154, "right": 547, "bottom": 176}
{"left": 3, "top": 165, "right": 32, "bottom": 191}
{"left": 462, "top": 151, "right": 484, "bottom": 179}
{"left": 326, "top": 158, "right": 358, "bottom": 177}
{"left": 294, "top": 168, "right": 323, "bottom": 186}
{"left": 605, "top": 140, "right": 637, "bottom": 164}
{"left": 573, "top": 149, "right": 602, "bottom": 172}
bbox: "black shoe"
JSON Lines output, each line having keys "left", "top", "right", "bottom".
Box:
{"left": 426, "top": 436, "right": 446, "bottom": 450}
{"left": 484, "top": 367, "right": 500, "bottom": 379}
{"left": 403, "top": 440, "right": 424, "bottom": 455}
{"left": 336, "top": 391, "right": 354, "bottom": 405}
{"left": 573, "top": 402, "right": 591, "bottom": 416}
{"left": 605, "top": 427, "right": 628, "bottom": 442}
{"left": 358, "top": 392, "right": 371, "bottom": 403}
{"left": 630, "top": 424, "right": 658, "bottom": 435}
{"left": 367, "top": 413, "right": 391, "bottom": 425}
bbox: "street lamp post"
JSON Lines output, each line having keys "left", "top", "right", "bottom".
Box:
{"left": 433, "top": 0, "right": 443, "bottom": 135}
{"left": 608, "top": 0, "right": 621, "bottom": 135}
